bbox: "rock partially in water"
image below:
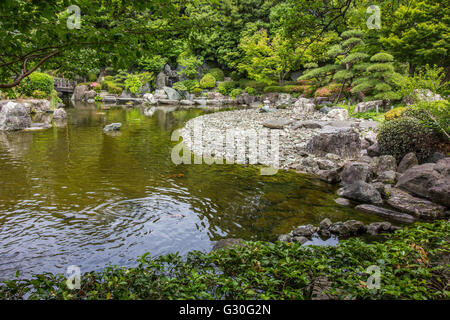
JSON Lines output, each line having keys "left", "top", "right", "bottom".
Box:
{"left": 387, "top": 188, "right": 446, "bottom": 220}
{"left": 337, "top": 181, "right": 383, "bottom": 205}
{"left": 0, "top": 101, "right": 31, "bottom": 131}
{"left": 53, "top": 108, "right": 67, "bottom": 119}
{"left": 291, "top": 224, "right": 318, "bottom": 238}
{"left": 103, "top": 123, "right": 122, "bottom": 132}
{"left": 355, "top": 204, "right": 415, "bottom": 223}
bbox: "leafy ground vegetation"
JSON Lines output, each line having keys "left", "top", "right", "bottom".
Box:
{"left": 1, "top": 220, "right": 448, "bottom": 300}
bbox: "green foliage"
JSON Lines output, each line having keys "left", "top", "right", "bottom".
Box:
{"left": 1, "top": 220, "right": 448, "bottom": 300}
{"left": 192, "top": 87, "right": 203, "bottom": 96}
{"left": 230, "top": 88, "right": 243, "bottom": 99}
{"left": 208, "top": 68, "right": 224, "bottom": 82}
{"left": 50, "top": 90, "right": 62, "bottom": 109}
{"left": 177, "top": 51, "right": 204, "bottom": 80}
{"left": 378, "top": 116, "right": 439, "bottom": 162}
{"left": 18, "top": 72, "right": 54, "bottom": 97}
{"left": 384, "top": 107, "right": 407, "bottom": 121}
{"left": 103, "top": 81, "right": 123, "bottom": 95}
{"left": 217, "top": 81, "right": 237, "bottom": 96}
{"left": 138, "top": 55, "right": 168, "bottom": 73}
{"left": 31, "top": 90, "right": 47, "bottom": 99}
{"left": 403, "top": 101, "right": 450, "bottom": 139}
{"left": 245, "top": 87, "right": 257, "bottom": 95}
{"left": 172, "top": 82, "right": 187, "bottom": 91}
{"left": 199, "top": 74, "right": 216, "bottom": 89}
{"left": 263, "top": 86, "right": 283, "bottom": 93}
{"left": 124, "top": 75, "right": 143, "bottom": 95}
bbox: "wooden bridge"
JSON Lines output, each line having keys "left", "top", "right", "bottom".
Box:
{"left": 54, "top": 77, "right": 77, "bottom": 93}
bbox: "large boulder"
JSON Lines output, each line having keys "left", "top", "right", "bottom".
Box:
{"left": 156, "top": 71, "right": 166, "bottom": 89}
{"left": 341, "top": 162, "right": 371, "bottom": 185}
{"left": 71, "top": 85, "right": 88, "bottom": 101}
{"left": 306, "top": 126, "right": 361, "bottom": 159}
{"left": 396, "top": 162, "right": 449, "bottom": 206}
{"left": 143, "top": 93, "right": 157, "bottom": 105}
{"left": 154, "top": 89, "right": 168, "bottom": 100}
{"left": 337, "top": 181, "right": 383, "bottom": 205}
{"left": 354, "top": 100, "right": 383, "bottom": 113}
{"left": 387, "top": 188, "right": 447, "bottom": 220}
{"left": 397, "top": 152, "right": 418, "bottom": 173}
{"left": 0, "top": 101, "right": 32, "bottom": 131}
{"left": 22, "top": 99, "right": 51, "bottom": 113}
{"left": 163, "top": 86, "right": 181, "bottom": 100}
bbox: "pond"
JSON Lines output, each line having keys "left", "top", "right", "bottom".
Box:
{"left": 0, "top": 103, "right": 383, "bottom": 279}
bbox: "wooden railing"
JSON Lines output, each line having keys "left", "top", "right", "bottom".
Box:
{"left": 54, "top": 77, "right": 77, "bottom": 92}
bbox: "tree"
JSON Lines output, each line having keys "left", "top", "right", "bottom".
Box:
{"left": 238, "top": 29, "right": 296, "bottom": 85}
{"left": 0, "top": 0, "right": 192, "bottom": 88}
{"left": 300, "top": 30, "right": 368, "bottom": 100}
{"left": 351, "top": 52, "right": 401, "bottom": 101}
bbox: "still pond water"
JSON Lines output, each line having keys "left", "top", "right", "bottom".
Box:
{"left": 0, "top": 103, "right": 382, "bottom": 279}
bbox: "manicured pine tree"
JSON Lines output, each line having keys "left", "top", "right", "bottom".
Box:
{"left": 299, "top": 30, "right": 369, "bottom": 101}
{"left": 351, "top": 52, "right": 401, "bottom": 102}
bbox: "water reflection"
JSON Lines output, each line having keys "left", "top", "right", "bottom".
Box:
{"left": 0, "top": 103, "right": 382, "bottom": 279}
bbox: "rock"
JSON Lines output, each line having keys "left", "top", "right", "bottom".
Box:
{"left": 397, "top": 152, "right": 418, "bottom": 173}
{"left": 387, "top": 188, "right": 446, "bottom": 220}
{"left": 355, "top": 204, "right": 415, "bottom": 223}
{"left": 0, "top": 102, "right": 32, "bottom": 131}
{"left": 317, "top": 168, "right": 341, "bottom": 183}
{"left": 263, "top": 119, "right": 293, "bottom": 129}
{"left": 327, "top": 108, "right": 349, "bottom": 121}
{"left": 335, "top": 197, "right": 351, "bottom": 206}
{"left": 163, "top": 86, "right": 181, "bottom": 100}
{"left": 319, "top": 218, "right": 332, "bottom": 230}
{"left": 367, "top": 222, "right": 392, "bottom": 235}
{"left": 71, "top": 85, "right": 88, "bottom": 101}
{"left": 403, "top": 89, "right": 444, "bottom": 106}
{"left": 316, "top": 159, "right": 336, "bottom": 170}
{"left": 156, "top": 71, "right": 166, "bottom": 89}
{"left": 396, "top": 163, "right": 440, "bottom": 201}
{"left": 329, "top": 222, "right": 350, "bottom": 237}
{"left": 180, "top": 100, "right": 195, "bottom": 105}
{"left": 293, "top": 97, "right": 315, "bottom": 113}
{"left": 434, "top": 158, "right": 450, "bottom": 176}
{"left": 364, "top": 131, "right": 377, "bottom": 145}
{"left": 354, "top": 100, "right": 383, "bottom": 113}
{"left": 343, "top": 220, "right": 366, "bottom": 235}
{"left": 212, "top": 238, "right": 245, "bottom": 251}
{"left": 376, "top": 170, "right": 397, "bottom": 184}
{"left": 52, "top": 108, "right": 67, "bottom": 119}
{"left": 84, "top": 90, "right": 97, "bottom": 100}
{"left": 367, "top": 142, "right": 380, "bottom": 157}
{"left": 337, "top": 181, "right": 383, "bottom": 205}
{"left": 319, "top": 106, "right": 332, "bottom": 114}
{"left": 23, "top": 99, "right": 51, "bottom": 113}
{"left": 278, "top": 234, "right": 292, "bottom": 242}
{"left": 291, "top": 224, "right": 318, "bottom": 238}
{"left": 427, "top": 152, "right": 445, "bottom": 163}
{"left": 361, "top": 139, "right": 370, "bottom": 150}
{"left": 292, "top": 120, "right": 326, "bottom": 129}
{"left": 341, "top": 162, "right": 371, "bottom": 185}
{"left": 143, "top": 93, "right": 157, "bottom": 105}
{"left": 376, "top": 155, "right": 397, "bottom": 174}
{"left": 103, "top": 123, "right": 122, "bottom": 132}
{"left": 154, "top": 89, "right": 168, "bottom": 100}
{"left": 318, "top": 229, "right": 331, "bottom": 239}
{"left": 306, "top": 126, "right": 361, "bottom": 159}
{"left": 292, "top": 236, "right": 309, "bottom": 244}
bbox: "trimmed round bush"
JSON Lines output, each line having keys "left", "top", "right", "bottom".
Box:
{"left": 378, "top": 117, "right": 438, "bottom": 162}
{"left": 19, "top": 72, "right": 54, "bottom": 97}
{"left": 192, "top": 87, "right": 203, "bottom": 96}
{"left": 200, "top": 74, "right": 216, "bottom": 89}
{"left": 217, "top": 81, "right": 236, "bottom": 96}
{"left": 208, "top": 68, "right": 224, "bottom": 81}
{"left": 172, "top": 82, "right": 188, "bottom": 91}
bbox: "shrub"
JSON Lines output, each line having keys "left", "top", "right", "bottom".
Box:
{"left": 138, "top": 55, "right": 168, "bottom": 73}
{"left": 200, "top": 74, "right": 216, "bottom": 89}
{"left": 314, "top": 87, "right": 332, "bottom": 97}
{"left": 384, "top": 107, "right": 407, "bottom": 121}
{"left": 104, "top": 76, "right": 114, "bottom": 82}
{"left": 192, "top": 87, "right": 203, "bottom": 96}
{"left": 124, "top": 75, "right": 143, "bottom": 94}
{"left": 402, "top": 101, "right": 450, "bottom": 139}
{"left": 263, "top": 86, "right": 284, "bottom": 93}
{"left": 208, "top": 68, "right": 224, "bottom": 81}
{"left": 230, "top": 88, "right": 243, "bottom": 99}
{"left": 378, "top": 116, "right": 438, "bottom": 162}
{"left": 217, "top": 81, "right": 236, "bottom": 96}
{"left": 179, "top": 79, "right": 199, "bottom": 93}
{"left": 239, "top": 79, "right": 266, "bottom": 92}
{"left": 172, "top": 82, "right": 187, "bottom": 91}
{"left": 19, "top": 72, "right": 54, "bottom": 97}
{"left": 31, "top": 90, "right": 47, "bottom": 99}
{"left": 282, "top": 85, "right": 302, "bottom": 94}
{"left": 245, "top": 87, "right": 256, "bottom": 95}
{"left": 91, "top": 82, "right": 102, "bottom": 93}
{"left": 50, "top": 90, "right": 62, "bottom": 109}
{"left": 104, "top": 81, "right": 123, "bottom": 95}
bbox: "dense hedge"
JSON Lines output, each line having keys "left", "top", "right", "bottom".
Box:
{"left": 18, "top": 72, "right": 54, "bottom": 97}
{"left": 0, "top": 220, "right": 448, "bottom": 300}
{"left": 200, "top": 73, "right": 216, "bottom": 89}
